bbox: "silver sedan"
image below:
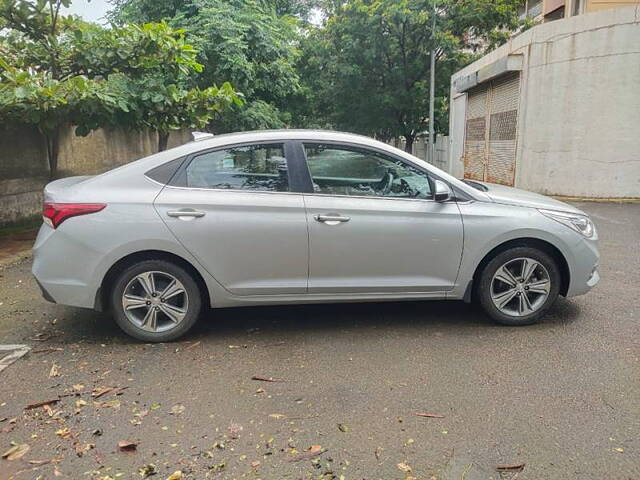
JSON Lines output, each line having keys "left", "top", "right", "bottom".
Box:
{"left": 32, "top": 130, "right": 599, "bottom": 341}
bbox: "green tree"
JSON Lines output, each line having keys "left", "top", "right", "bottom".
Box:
{"left": 297, "top": 0, "right": 523, "bottom": 151}
{"left": 109, "top": 0, "right": 301, "bottom": 132}
{"left": 71, "top": 21, "right": 242, "bottom": 150}
{"left": 0, "top": 0, "right": 240, "bottom": 177}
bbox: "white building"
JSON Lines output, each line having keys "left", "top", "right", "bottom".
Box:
{"left": 448, "top": 6, "right": 640, "bottom": 199}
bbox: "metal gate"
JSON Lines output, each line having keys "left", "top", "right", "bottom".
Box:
{"left": 463, "top": 73, "right": 520, "bottom": 185}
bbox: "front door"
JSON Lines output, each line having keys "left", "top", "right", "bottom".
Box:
{"left": 301, "top": 143, "right": 463, "bottom": 294}
{"left": 154, "top": 142, "right": 309, "bottom": 295}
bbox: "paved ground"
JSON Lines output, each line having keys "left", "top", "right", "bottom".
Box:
{"left": 0, "top": 202, "right": 638, "bottom": 480}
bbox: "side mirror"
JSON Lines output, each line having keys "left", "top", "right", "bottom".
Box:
{"left": 434, "top": 180, "right": 452, "bottom": 202}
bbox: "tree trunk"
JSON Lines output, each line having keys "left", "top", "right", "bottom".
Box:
{"left": 404, "top": 134, "right": 415, "bottom": 154}
{"left": 40, "top": 126, "right": 61, "bottom": 179}
{"left": 158, "top": 131, "right": 170, "bottom": 152}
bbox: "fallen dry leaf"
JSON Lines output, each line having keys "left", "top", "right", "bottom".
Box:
{"left": 415, "top": 412, "right": 445, "bottom": 418}
{"left": 94, "top": 399, "right": 121, "bottom": 409}
{"left": 25, "top": 398, "right": 59, "bottom": 410}
{"left": 118, "top": 440, "right": 138, "bottom": 453}
{"left": 251, "top": 460, "right": 260, "bottom": 468}
{"left": 251, "top": 375, "right": 284, "bottom": 382}
{"left": 288, "top": 445, "right": 324, "bottom": 462}
{"left": 374, "top": 446, "right": 383, "bottom": 460}
{"left": 55, "top": 427, "right": 73, "bottom": 439}
{"left": 139, "top": 464, "right": 157, "bottom": 477}
{"left": 92, "top": 386, "right": 116, "bottom": 398}
{"left": 169, "top": 404, "right": 185, "bottom": 415}
{"left": 337, "top": 423, "right": 349, "bottom": 432}
{"left": 2, "top": 443, "right": 30, "bottom": 460}
{"left": 1, "top": 424, "right": 15, "bottom": 434}
{"left": 31, "top": 347, "right": 64, "bottom": 354}
{"left": 166, "top": 471, "right": 183, "bottom": 480}
{"left": 74, "top": 442, "right": 95, "bottom": 457}
{"left": 49, "top": 363, "right": 60, "bottom": 377}
{"left": 496, "top": 463, "right": 525, "bottom": 472}
{"left": 43, "top": 404, "right": 61, "bottom": 418}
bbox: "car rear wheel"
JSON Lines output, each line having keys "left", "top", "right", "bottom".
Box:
{"left": 477, "top": 247, "right": 561, "bottom": 326}
{"left": 111, "top": 260, "right": 202, "bottom": 342}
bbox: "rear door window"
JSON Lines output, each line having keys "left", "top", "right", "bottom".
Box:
{"left": 181, "top": 144, "right": 289, "bottom": 192}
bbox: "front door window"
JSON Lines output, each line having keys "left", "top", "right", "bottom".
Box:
{"left": 303, "top": 143, "right": 433, "bottom": 199}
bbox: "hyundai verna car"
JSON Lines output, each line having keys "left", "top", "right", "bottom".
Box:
{"left": 32, "top": 130, "right": 599, "bottom": 342}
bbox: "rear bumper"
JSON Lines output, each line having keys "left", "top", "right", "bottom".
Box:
{"left": 31, "top": 224, "right": 100, "bottom": 309}
{"left": 34, "top": 277, "right": 56, "bottom": 303}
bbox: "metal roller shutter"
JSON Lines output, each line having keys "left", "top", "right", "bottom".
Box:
{"left": 463, "top": 73, "right": 520, "bottom": 186}
{"left": 463, "top": 84, "right": 488, "bottom": 181}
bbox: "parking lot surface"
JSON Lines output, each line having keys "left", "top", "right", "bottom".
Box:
{"left": 0, "top": 202, "right": 638, "bottom": 479}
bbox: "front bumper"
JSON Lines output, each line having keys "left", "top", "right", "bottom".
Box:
{"left": 565, "top": 236, "right": 600, "bottom": 297}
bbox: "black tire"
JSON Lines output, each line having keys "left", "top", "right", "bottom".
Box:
{"left": 476, "top": 246, "right": 561, "bottom": 326}
{"left": 111, "top": 259, "right": 202, "bottom": 342}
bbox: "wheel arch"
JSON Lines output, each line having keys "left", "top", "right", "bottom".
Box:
{"left": 470, "top": 237, "right": 570, "bottom": 299}
{"left": 95, "top": 250, "right": 211, "bottom": 312}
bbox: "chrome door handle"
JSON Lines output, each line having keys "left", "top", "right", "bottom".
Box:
{"left": 314, "top": 214, "right": 350, "bottom": 224}
{"left": 167, "top": 209, "right": 206, "bottom": 218}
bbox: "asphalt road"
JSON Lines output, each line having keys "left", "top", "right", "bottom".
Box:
{"left": 0, "top": 202, "right": 638, "bottom": 480}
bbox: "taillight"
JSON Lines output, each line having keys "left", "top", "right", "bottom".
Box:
{"left": 42, "top": 203, "right": 106, "bottom": 229}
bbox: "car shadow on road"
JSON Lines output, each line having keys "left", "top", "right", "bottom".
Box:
{"left": 43, "top": 296, "right": 582, "bottom": 346}
{"left": 197, "top": 296, "right": 582, "bottom": 336}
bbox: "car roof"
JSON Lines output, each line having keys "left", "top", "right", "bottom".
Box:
{"left": 189, "top": 129, "right": 387, "bottom": 148}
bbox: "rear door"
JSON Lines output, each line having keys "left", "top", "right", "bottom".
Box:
{"left": 154, "top": 141, "right": 309, "bottom": 295}
{"left": 301, "top": 143, "right": 463, "bottom": 294}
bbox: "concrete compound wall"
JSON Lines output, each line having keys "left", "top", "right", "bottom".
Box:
{"left": 391, "top": 135, "right": 450, "bottom": 172}
{"left": 0, "top": 125, "right": 192, "bottom": 227}
{"left": 449, "top": 5, "right": 640, "bottom": 198}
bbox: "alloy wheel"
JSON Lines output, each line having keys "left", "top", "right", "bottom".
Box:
{"left": 121, "top": 271, "right": 189, "bottom": 332}
{"left": 490, "top": 257, "right": 551, "bottom": 317}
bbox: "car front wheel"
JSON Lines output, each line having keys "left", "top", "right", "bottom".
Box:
{"left": 477, "top": 247, "right": 561, "bottom": 326}
{"left": 111, "top": 259, "right": 202, "bottom": 342}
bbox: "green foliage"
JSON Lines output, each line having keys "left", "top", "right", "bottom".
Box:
{"left": 0, "top": 62, "right": 122, "bottom": 131}
{"left": 293, "top": 0, "right": 524, "bottom": 148}
{"left": 0, "top": 0, "right": 240, "bottom": 175}
{"left": 109, "top": 0, "right": 301, "bottom": 132}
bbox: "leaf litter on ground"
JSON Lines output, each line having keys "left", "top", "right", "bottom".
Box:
{"left": 2, "top": 443, "right": 30, "bottom": 460}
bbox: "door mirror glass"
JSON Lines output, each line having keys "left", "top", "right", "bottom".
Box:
{"left": 434, "top": 180, "right": 452, "bottom": 202}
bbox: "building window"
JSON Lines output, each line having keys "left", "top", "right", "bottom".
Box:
{"left": 572, "top": 0, "right": 584, "bottom": 16}
{"left": 543, "top": 0, "right": 566, "bottom": 21}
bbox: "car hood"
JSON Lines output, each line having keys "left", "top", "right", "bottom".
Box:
{"left": 476, "top": 182, "right": 586, "bottom": 215}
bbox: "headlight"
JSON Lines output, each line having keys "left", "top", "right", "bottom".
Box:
{"left": 539, "top": 209, "right": 595, "bottom": 238}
